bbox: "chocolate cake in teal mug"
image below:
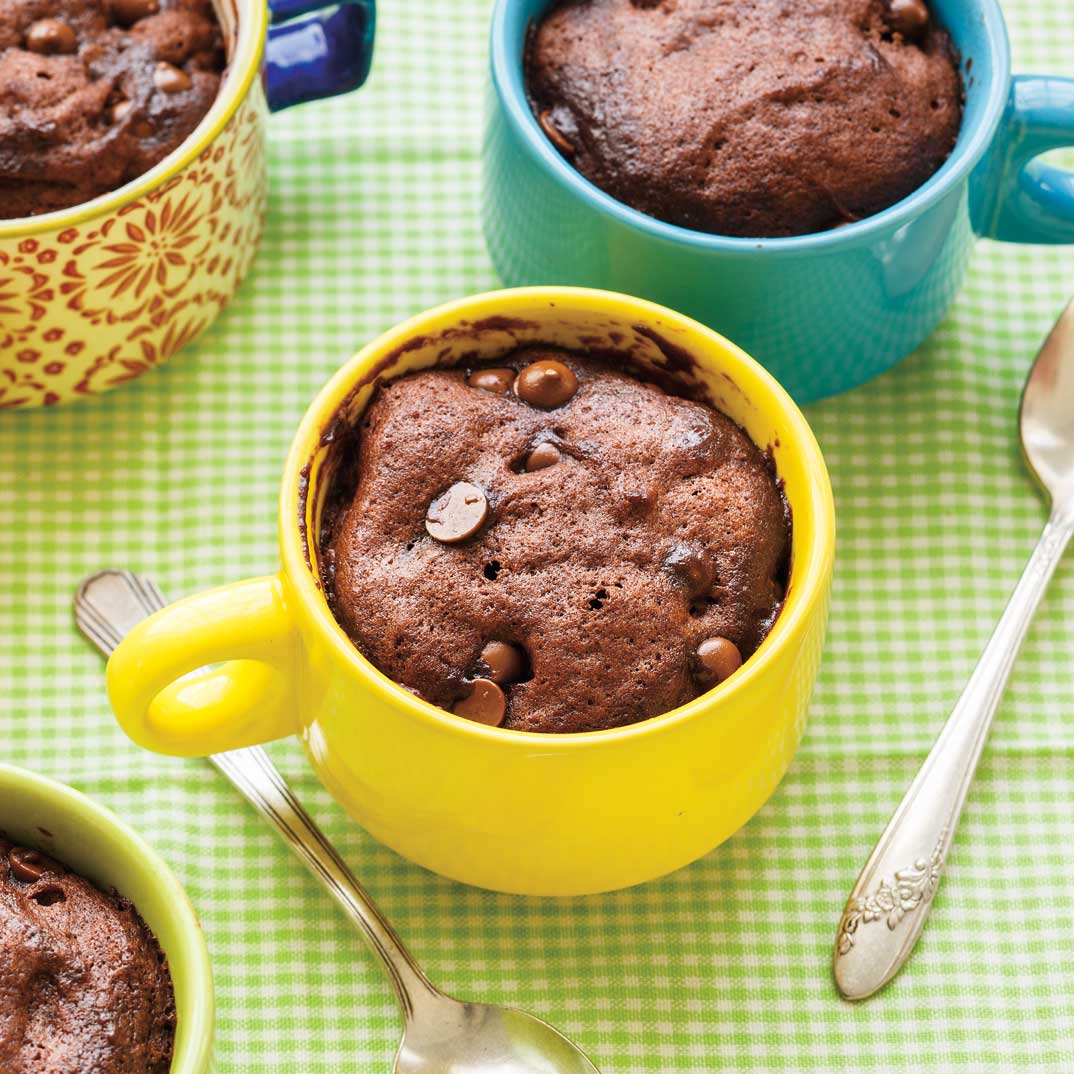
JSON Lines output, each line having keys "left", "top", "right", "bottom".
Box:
{"left": 483, "top": 0, "right": 1074, "bottom": 402}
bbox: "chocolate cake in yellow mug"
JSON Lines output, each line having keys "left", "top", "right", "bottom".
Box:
{"left": 105, "top": 287, "right": 835, "bottom": 896}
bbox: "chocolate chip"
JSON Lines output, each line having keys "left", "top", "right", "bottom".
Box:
{"left": 538, "top": 109, "right": 575, "bottom": 156}
{"left": 425, "top": 481, "right": 488, "bottom": 543}
{"left": 696, "top": 637, "right": 743, "bottom": 688}
{"left": 666, "top": 544, "right": 713, "bottom": 595}
{"left": 109, "top": 0, "right": 159, "bottom": 25}
{"left": 111, "top": 98, "right": 133, "bottom": 124}
{"left": 467, "top": 367, "right": 514, "bottom": 394}
{"left": 9, "top": 847, "right": 50, "bottom": 883}
{"left": 154, "top": 61, "right": 191, "bottom": 93}
{"left": 524, "top": 442, "right": 561, "bottom": 471}
{"left": 480, "top": 641, "right": 525, "bottom": 684}
{"left": 25, "top": 18, "right": 77, "bottom": 55}
{"left": 452, "top": 679, "right": 506, "bottom": 726}
{"left": 886, "top": 0, "right": 929, "bottom": 40}
{"left": 514, "top": 359, "right": 578, "bottom": 409}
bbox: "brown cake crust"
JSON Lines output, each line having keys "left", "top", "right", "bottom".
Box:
{"left": 324, "top": 349, "right": 790, "bottom": 734}
{"left": 0, "top": 0, "right": 224, "bottom": 218}
{"left": 526, "top": 0, "right": 963, "bottom": 237}
{"left": 0, "top": 840, "right": 176, "bottom": 1074}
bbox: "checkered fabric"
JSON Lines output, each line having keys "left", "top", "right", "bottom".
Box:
{"left": 2, "top": 1, "right": 1074, "bottom": 1070}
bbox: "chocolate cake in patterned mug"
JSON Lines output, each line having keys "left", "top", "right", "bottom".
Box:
{"left": 0, "top": 0, "right": 375, "bottom": 409}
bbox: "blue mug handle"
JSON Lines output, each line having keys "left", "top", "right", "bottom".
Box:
{"left": 982, "top": 75, "right": 1074, "bottom": 244}
{"left": 264, "top": 0, "right": 375, "bottom": 112}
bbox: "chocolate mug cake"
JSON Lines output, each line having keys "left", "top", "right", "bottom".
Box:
{"left": 0, "top": 0, "right": 226, "bottom": 218}
{"left": 321, "top": 347, "right": 791, "bottom": 734}
{"left": 0, "top": 839, "right": 176, "bottom": 1074}
{"left": 526, "top": 0, "right": 964, "bottom": 237}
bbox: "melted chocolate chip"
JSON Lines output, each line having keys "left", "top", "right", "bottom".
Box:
{"left": 696, "top": 637, "right": 743, "bottom": 688}
{"left": 425, "top": 482, "right": 488, "bottom": 543}
{"left": 25, "top": 18, "right": 77, "bottom": 54}
{"left": 666, "top": 544, "right": 713, "bottom": 595}
{"left": 108, "top": 0, "right": 160, "bottom": 26}
{"left": 524, "top": 442, "right": 561, "bottom": 471}
{"left": 9, "top": 847, "right": 52, "bottom": 883}
{"left": 480, "top": 641, "right": 526, "bottom": 684}
{"left": 453, "top": 679, "right": 506, "bottom": 726}
{"left": 886, "top": 0, "right": 929, "bottom": 40}
{"left": 154, "top": 61, "right": 192, "bottom": 93}
{"left": 467, "top": 368, "right": 514, "bottom": 394}
{"left": 514, "top": 360, "right": 579, "bottom": 409}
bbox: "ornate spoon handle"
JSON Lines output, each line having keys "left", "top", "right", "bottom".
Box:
{"left": 833, "top": 509, "right": 1074, "bottom": 1001}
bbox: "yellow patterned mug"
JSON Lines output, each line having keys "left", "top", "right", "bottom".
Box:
{"left": 0, "top": 0, "right": 375, "bottom": 409}
{"left": 106, "top": 287, "right": 836, "bottom": 896}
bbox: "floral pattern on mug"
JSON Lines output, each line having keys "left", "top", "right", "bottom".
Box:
{"left": 0, "top": 92, "right": 267, "bottom": 410}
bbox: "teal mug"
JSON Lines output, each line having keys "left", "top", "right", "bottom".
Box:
{"left": 482, "top": 0, "right": 1074, "bottom": 402}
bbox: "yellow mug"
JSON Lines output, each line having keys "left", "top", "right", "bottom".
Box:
{"left": 107, "top": 287, "right": 836, "bottom": 896}
{"left": 0, "top": 0, "right": 375, "bottom": 409}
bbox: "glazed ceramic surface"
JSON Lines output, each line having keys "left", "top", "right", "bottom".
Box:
{"left": 0, "top": 0, "right": 375, "bottom": 410}
{"left": 0, "top": 764, "right": 213, "bottom": 1074}
{"left": 483, "top": 0, "right": 1074, "bottom": 402}
{"left": 105, "top": 287, "right": 835, "bottom": 896}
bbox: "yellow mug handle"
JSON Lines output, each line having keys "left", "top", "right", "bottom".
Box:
{"left": 106, "top": 575, "right": 300, "bottom": 757}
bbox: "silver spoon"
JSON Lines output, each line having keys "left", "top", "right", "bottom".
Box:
{"left": 75, "top": 570, "right": 601, "bottom": 1074}
{"left": 832, "top": 298, "right": 1074, "bottom": 1001}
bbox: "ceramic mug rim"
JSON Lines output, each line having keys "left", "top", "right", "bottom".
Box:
{"left": 0, "top": 0, "right": 267, "bottom": 242}
{"left": 278, "top": 286, "right": 836, "bottom": 751}
{"left": 0, "top": 762, "right": 214, "bottom": 1074}
{"left": 489, "top": 0, "right": 1013, "bottom": 255}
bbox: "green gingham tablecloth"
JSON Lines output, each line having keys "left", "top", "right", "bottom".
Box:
{"left": 3, "top": 1, "right": 1074, "bottom": 1070}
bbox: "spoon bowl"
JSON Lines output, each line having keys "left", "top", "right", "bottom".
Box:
{"left": 1021, "top": 298, "right": 1074, "bottom": 508}
{"left": 397, "top": 997, "right": 600, "bottom": 1074}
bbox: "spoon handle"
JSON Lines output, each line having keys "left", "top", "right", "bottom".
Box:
{"left": 833, "top": 509, "right": 1074, "bottom": 1001}
{"left": 74, "top": 570, "right": 439, "bottom": 1018}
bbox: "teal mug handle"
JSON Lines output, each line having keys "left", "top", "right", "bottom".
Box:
{"left": 983, "top": 75, "right": 1074, "bottom": 244}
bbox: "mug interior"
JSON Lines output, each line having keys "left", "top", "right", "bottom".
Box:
{"left": 0, "top": 764, "right": 213, "bottom": 1074}
{"left": 0, "top": 0, "right": 265, "bottom": 239}
{"left": 490, "top": 0, "right": 1012, "bottom": 251}
{"left": 284, "top": 288, "right": 835, "bottom": 745}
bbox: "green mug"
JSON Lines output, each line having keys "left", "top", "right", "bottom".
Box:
{"left": 0, "top": 764, "right": 214, "bottom": 1074}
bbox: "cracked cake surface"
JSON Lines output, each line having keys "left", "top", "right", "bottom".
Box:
{"left": 323, "top": 348, "right": 791, "bottom": 734}
{"left": 526, "top": 0, "right": 963, "bottom": 237}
